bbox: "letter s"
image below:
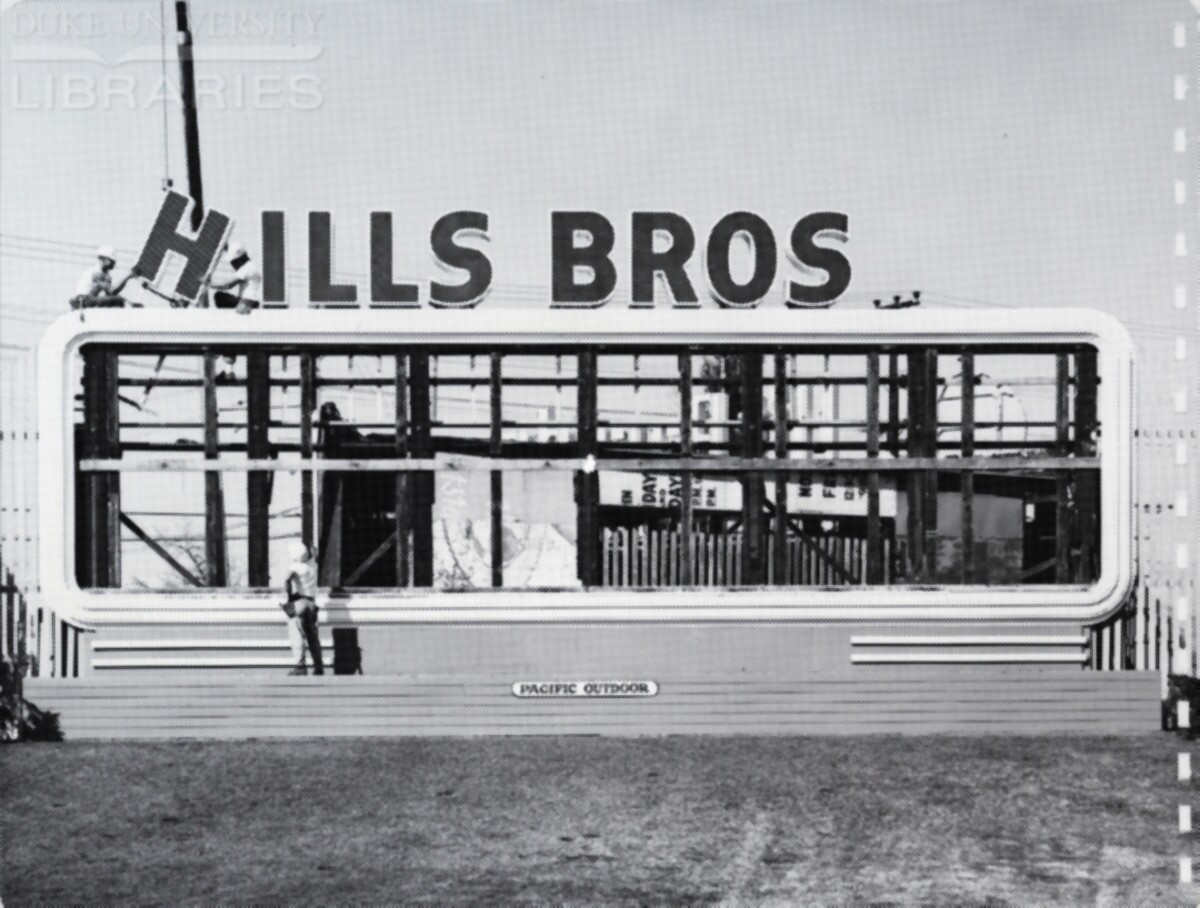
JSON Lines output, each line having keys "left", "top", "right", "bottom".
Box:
{"left": 787, "top": 212, "right": 850, "bottom": 307}
{"left": 430, "top": 210, "right": 492, "bottom": 308}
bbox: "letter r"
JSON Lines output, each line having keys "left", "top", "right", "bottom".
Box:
{"left": 134, "top": 191, "right": 233, "bottom": 303}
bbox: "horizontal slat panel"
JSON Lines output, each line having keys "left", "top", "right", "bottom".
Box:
{"left": 92, "top": 639, "right": 335, "bottom": 651}
{"left": 27, "top": 676, "right": 1159, "bottom": 694}
{"left": 851, "top": 652, "right": 1088, "bottom": 664}
{"left": 851, "top": 635, "right": 1089, "bottom": 646}
{"left": 44, "top": 719, "right": 1158, "bottom": 739}
{"left": 28, "top": 693, "right": 1159, "bottom": 711}
{"left": 23, "top": 670, "right": 1161, "bottom": 737}
{"left": 93, "top": 657, "right": 315, "bottom": 669}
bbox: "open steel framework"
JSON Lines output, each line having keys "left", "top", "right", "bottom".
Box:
{"left": 37, "top": 309, "right": 1134, "bottom": 625}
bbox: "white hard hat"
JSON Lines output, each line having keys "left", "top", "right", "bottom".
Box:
{"left": 227, "top": 242, "right": 247, "bottom": 260}
{"left": 96, "top": 245, "right": 116, "bottom": 261}
{"left": 287, "top": 540, "right": 310, "bottom": 561}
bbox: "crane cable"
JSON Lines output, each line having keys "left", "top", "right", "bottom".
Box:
{"left": 159, "top": 0, "right": 173, "bottom": 191}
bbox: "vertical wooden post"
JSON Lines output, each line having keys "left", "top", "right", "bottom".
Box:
{"left": 740, "top": 352, "right": 766, "bottom": 586}
{"left": 490, "top": 352, "right": 504, "bottom": 588}
{"left": 905, "top": 350, "right": 926, "bottom": 581}
{"left": 202, "top": 352, "right": 228, "bottom": 586}
{"left": 865, "top": 351, "right": 883, "bottom": 584}
{"left": 773, "top": 351, "right": 790, "bottom": 586}
{"left": 299, "top": 353, "right": 316, "bottom": 549}
{"left": 576, "top": 350, "right": 600, "bottom": 586}
{"left": 79, "top": 350, "right": 103, "bottom": 588}
{"left": 1075, "top": 347, "right": 1100, "bottom": 582}
{"left": 409, "top": 351, "right": 433, "bottom": 587}
{"left": 1054, "top": 352, "right": 1071, "bottom": 583}
{"left": 887, "top": 352, "right": 901, "bottom": 457}
{"left": 81, "top": 348, "right": 121, "bottom": 588}
{"left": 103, "top": 350, "right": 121, "bottom": 586}
{"left": 394, "top": 355, "right": 410, "bottom": 587}
{"left": 922, "top": 350, "right": 939, "bottom": 580}
{"left": 246, "top": 351, "right": 270, "bottom": 587}
{"left": 960, "top": 352, "right": 976, "bottom": 583}
{"left": 678, "top": 352, "right": 694, "bottom": 585}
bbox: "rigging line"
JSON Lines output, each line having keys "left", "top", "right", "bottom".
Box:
{"left": 0, "top": 233, "right": 111, "bottom": 249}
{"left": 159, "top": 0, "right": 172, "bottom": 189}
{"left": 0, "top": 247, "right": 96, "bottom": 265}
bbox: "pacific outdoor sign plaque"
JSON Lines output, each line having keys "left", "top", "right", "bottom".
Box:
{"left": 512, "top": 681, "right": 659, "bottom": 698}
{"left": 136, "top": 191, "right": 852, "bottom": 310}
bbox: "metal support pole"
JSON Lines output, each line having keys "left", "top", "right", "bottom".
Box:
{"left": 174, "top": 0, "right": 204, "bottom": 228}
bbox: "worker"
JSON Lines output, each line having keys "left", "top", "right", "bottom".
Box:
{"left": 70, "top": 245, "right": 140, "bottom": 309}
{"left": 282, "top": 541, "right": 324, "bottom": 676}
{"left": 207, "top": 242, "right": 261, "bottom": 314}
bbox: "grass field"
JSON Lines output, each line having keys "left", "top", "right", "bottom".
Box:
{"left": 2, "top": 735, "right": 1196, "bottom": 905}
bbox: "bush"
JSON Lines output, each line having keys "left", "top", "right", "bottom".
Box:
{"left": 0, "top": 656, "right": 62, "bottom": 743}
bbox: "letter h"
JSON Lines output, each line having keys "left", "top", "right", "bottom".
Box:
{"left": 134, "top": 191, "right": 233, "bottom": 303}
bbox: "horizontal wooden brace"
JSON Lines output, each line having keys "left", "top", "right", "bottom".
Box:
{"left": 79, "top": 455, "right": 1101, "bottom": 473}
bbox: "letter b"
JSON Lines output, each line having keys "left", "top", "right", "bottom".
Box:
{"left": 551, "top": 211, "right": 616, "bottom": 307}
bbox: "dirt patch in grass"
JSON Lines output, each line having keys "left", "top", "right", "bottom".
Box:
{"left": 1, "top": 736, "right": 1194, "bottom": 905}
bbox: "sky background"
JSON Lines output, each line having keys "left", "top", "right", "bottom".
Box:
{"left": 0, "top": 0, "right": 1195, "bottom": 585}
{"left": 0, "top": 2, "right": 1192, "bottom": 327}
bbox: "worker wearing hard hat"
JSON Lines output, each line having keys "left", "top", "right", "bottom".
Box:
{"left": 207, "top": 242, "right": 261, "bottom": 314}
{"left": 281, "top": 540, "right": 324, "bottom": 676}
{"left": 70, "top": 245, "right": 141, "bottom": 309}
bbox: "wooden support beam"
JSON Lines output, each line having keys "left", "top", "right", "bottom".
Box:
{"left": 202, "top": 352, "right": 228, "bottom": 587}
{"left": 394, "top": 354, "right": 410, "bottom": 587}
{"left": 343, "top": 528, "right": 398, "bottom": 587}
{"left": 785, "top": 516, "right": 855, "bottom": 584}
{"left": 905, "top": 351, "right": 926, "bottom": 581}
{"left": 246, "top": 351, "right": 271, "bottom": 587}
{"left": 1075, "top": 347, "right": 1100, "bottom": 582}
{"left": 316, "top": 404, "right": 344, "bottom": 588}
{"left": 1054, "top": 353, "right": 1071, "bottom": 583}
{"left": 299, "top": 353, "right": 316, "bottom": 549}
{"left": 119, "top": 512, "right": 203, "bottom": 587}
{"left": 490, "top": 352, "right": 503, "bottom": 589}
{"left": 773, "top": 352, "right": 789, "bottom": 586}
{"left": 81, "top": 348, "right": 120, "bottom": 587}
{"left": 103, "top": 350, "right": 122, "bottom": 586}
{"left": 80, "top": 454, "right": 1100, "bottom": 474}
{"left": 678, "top": 353, "right": 694, "bottom": 585}
{"left": 887, "top": 352, "right": 901, "bottom": 457}
{"left": 922, "top": 350, "right": 939, "bottom": 581}
{"left": 409, "top": 351, "right": 434, "bottom": 587}
{"left": 960, "top": 352, "right": 976, "bottom": 584}
{"left": 740, "top": 353, "right": 766, "bottom": 585}
{"left": 576, "top": 350, "right": 600, "bottom": 586}
{"left": 865, "top": 351, "right": 883, "bottom": 584}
